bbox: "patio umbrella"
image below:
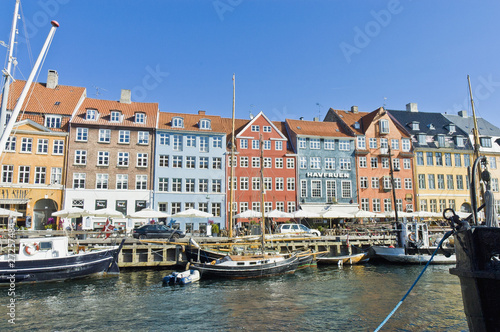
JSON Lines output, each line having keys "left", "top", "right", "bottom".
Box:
{"left": 87, "top": 207, "right": 125, "bottom": 218}
{"left": 0, "top": 207, "right": 22, "bottom": 217}
{"left": 233, "top": 209, "right": 262, "bottom": 218}
{"left": 127, "top": 208, "right": 171, "bottom": 219}
{"left": 321, "top": 209, "right": 353, "bottom": 218}
{"left": 350, "top": 209, "right": 385, "bottom": 218}
{"left": 172, "top": 208, "right": 213, "bottom": 218}
{"left": 291, "top": 209, "right": 321, "bottom": 219}
{"left": 384, "top": 210, "right": 414, "bottom": 218}
{"left": 412, "top": 210, "right": 441, "bottom": 218}
{"left": 265, "top": 209, "right": 293, "bottom": 218}
{"left": 52, "top": 207, "right": 90, "bottom": 218}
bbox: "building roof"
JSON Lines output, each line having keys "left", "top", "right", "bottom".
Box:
{"left": 443, "top": 113, "right": 500, "bottom": 137}
{"left": 285, "top": 118, "right": 352, "bottom": 138}
{"left": 71, "top": 97, "right": 158, "bottom": 128}
{"left": 158, "top": 111, "right": 226, "bottom": 133}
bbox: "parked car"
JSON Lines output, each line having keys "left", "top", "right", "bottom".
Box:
{"left": 132, "top": 224, "right": 186, "bottom": 240}
{"left": 278, "top": 223, "right": 321, "bottom": 237}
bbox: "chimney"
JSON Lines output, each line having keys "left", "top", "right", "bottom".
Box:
{"left": 120, "top": 89, "right": 131, "bottom": 104}
{"left": 47, "top": 70, "right": 58, "bottom": 89}
{"left": 299, "top": 117, "right": 304, "bottom": 121}
{"left": 351, "top": 106, "right": 358, "bottom": 113}
{"left": 406, "top": 103, "right": 418, "bottom": 112}
{"left": 198, "top": 110, "right": 206, "bottom": 115}
{"left": 458, "top": 110, "right": 468, "bottom": 118}
{"left": 313, "top": 117, "right": 319, "bottom": 122}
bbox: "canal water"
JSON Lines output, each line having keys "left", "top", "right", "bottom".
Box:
{"left": 1, "top": 263, "right": 468, "bottom": 331}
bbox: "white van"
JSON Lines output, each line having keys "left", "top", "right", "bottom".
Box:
{"left": 278, "top": 223, "right": 321, "bottom": 237}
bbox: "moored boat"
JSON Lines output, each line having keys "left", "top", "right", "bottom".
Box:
{"left": 0, "top": 237, "right": 124, "bottom": 284}
{"left": 317, "top": 252, "right": 368, "bottom": 265}
{"left": 163, "top": 269, "right": 201, "bottom": 285}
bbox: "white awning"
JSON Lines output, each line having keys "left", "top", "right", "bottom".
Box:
{"left": 0, "top": 199, "right": 30, "bottom": 204}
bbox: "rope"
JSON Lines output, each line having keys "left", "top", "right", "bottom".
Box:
{"left": 373, "top": 230, "right": 454, "bottom": 332}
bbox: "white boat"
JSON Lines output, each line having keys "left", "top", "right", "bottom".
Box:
{"left": 163, "top": 269, "right": 200, "bottom": 285}
{"left": 370, "top": 222, "right": 456, "bottom": 264}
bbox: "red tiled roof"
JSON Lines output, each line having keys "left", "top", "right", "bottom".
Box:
{"left": 158, "top": 111, "right": 226, "bottom": 133}
{"left": 16, "top": 113, "right": 70, "bottom": 132}
{"left": 285, "top": 118, "right": 352, "bottom": 137}
{"left": 72, "top": 98, "right": 158, "bottom": 128}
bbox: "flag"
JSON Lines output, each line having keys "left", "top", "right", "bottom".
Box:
{"left": 101, "top": 219, "right": 115, "bottom": 240}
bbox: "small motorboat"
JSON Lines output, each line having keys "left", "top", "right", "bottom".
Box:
{"left": 163, "top": 269, "right": 200, "bottom": 285}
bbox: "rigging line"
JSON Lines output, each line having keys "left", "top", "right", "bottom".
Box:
{"left": 19, "top": 1, "right": 34, "bottom": 68}
{"left": 373, "top": 230, "right": 454, "bottom": 332}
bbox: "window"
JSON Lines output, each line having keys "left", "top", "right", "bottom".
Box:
{"left": 456, "top": 136, "right": 465, "bottom": 147}
{"left": 137, "top": 153, "right": 148, "bottom": 167}
{"left": 252, "top": 140, "right": 259, "bottom": 150}
{"left": 186, "top": 135, "right": 196, "bottom": 147}
{"left": 264, "top": 177, "right": 272, "bottom": 191}
{"left": 135, "top": 113, "right": 145, "bottom": 124}
{"left": 426, "top": 152, "right": 434, "bottom": 166}
{"left": 448, "top": 199, "right": 456, "bottom": 211}
{"left": 18, "top": 166, "right": 30, "bottom": 184}
{"left": 430, "top": 199, "right": 437, "bottom": 213}
{"left": 402, "top": 138, "right": 411, "bottom": 152}
{"left": 275, "top": 158, "right": 283, "bottom": 168}
{"left": 240, "top": 177, "right": 249, "bottom": 190}
{"left": 252, "top": 157, "right": 260, "bottom": 168}
{"left": 5, "top": 136, "right": 16, "bottom": 152}
{"left": 251, "top": 125, "right": 259, "bottom": 132}
{"left": 464, "top": 155, "right": 471, "bottom": 167}
{"left": 325, "top": 158, "right": 335, "bottom": 170}
{"left": 357, "top": 136, "right": 366, "bottom": 149}
{"left": 73, "top": 173, "right": 85, "bottom": 189}
{"left": 200, "top": 119, "right": 211, "bottom": 130}
{"left": 211, "top": 203, "right": 221, "bottom": 217}
{"left": 298, "top": 138, "right": 306, "bottom": 149}
{"left": 339, "top": 140, "right": 350, "bottom": 151}
{"left": 171, "top": 202, "right": 181, "bottom": 215}
{"left": 53, "top": 140, "right": 64, "bottom": 155}
{"left": 392, "top": 158, "right": 400, "bottom": 171}
{"left": 435, "top": 152, "right": 443, "bottom": 166}
{"left": 86, "top": 109, "right": 97, "bottom": 120}
{"left": 135, "top": 175, "right": 147, "bottom": 190}
{"left": 252, "top": 177, "right": 260, "bottom": 191}
{"left": 379, "top": 119, "right": 389, "bottom": 134}
{"left": 110, "top": 111, "right": 120, "bottom": 122}
{"left": 324, "top": 139, "right": 335, "bottom": 150}
{"left": 403, "top": 159, "right": 411, "bottom": 169}
{"left": 75, "top": 150, "right": 87, "bottom": 165}
{"left": 416, "top": 152, "right": 424, "bottom": 166}
{"left": 455, "top": 154, "right": 462, "bottom": 167}
{"left": 310, "top": 157, "right": 321, "bottom": 169}
{"left": 159, "top": 133, "right": 169, "bottom": 145}
{"left": 361, "top": 198, "right": 369, "bottom": 211}
{"left": 239, "top": 202, "right": 248, "bottom": 213}
{"left": 45, "top": 115, "right": 62, "bottom": 128}
{"left": 275, "top": 141, "right": 283, "bottom": 150}
{"left": 380, "top": 138, "right": 388, "bottom": 149}
{"left": 173, "top": 135, "right": 182, "bottom": 151}
{"left": 447, "top": 175, "right": 454, "bottom": 189}
{"left": 34, "top": 167, "right": 46, "bottom": 184}
{"left": 158, "top": 178, "right": 168, "bottom": 191}
{"left": 371, "top": 177, "right": 379, "bottom": 189}
{"left": 383, "top": 177, "right": 392, "bottom": 190}
{"left": 252, "top": 202, "right": 260, "bottom": 212}
{"left": 360, "top": 177, "right": 368, "bottom": 189}
{"left": 445, "top": 153, "right": 452, "bottom": 167}
{"left": 371, "top": 157, "right": 378, "bottom": 168}
{"left": 300, "top": 180, "right": 307, "bottom": 197}
{"left": 428, "top": 174, "right": 435, "bottom": 190}
{"left": 2, "top": 165, "right": 14, "bottom": 183}
{"left": 418, "top": 174, "right": 426, "bottom": 189}
{"left": 97, "top": 151, "right": 110, "bottom": 166}
{"left": 21, "top": 137, "right": 32, "bottom": 153}
{"left": 118, "top": 152, "right": 129, "bottom": 167}
{"left": 359, "top": 156, "right": 367, "bottom": 168}
{"left": 300, "top": 157, "right": 307, "bottom": 169}
{"left": 369, "top": 138, "right": 377, "bottom": 149}
{"left": 172, "top": 156, "right": 182, "bottom": 168}
{"left": 240, "top": 157, "right": 248, "bottom": 167}
{"left": 372, "top": 199, "right": 381, "bottom": 212}
{"left": 263, "top": 140, "right": 271, "bottom": 150}
{"left": 172, "top": 117, "right": 183, "bottom": 128}
{"left": 287, "top": 178, "right": 295, "bottom": 191}
{"left": 199, "top": 179, "right": 208, "bottom": 193}
{"left": 326, "top": 180, "right": 336, "bottom": 201}
{"left": 404, "top": 178, "right": 412, "bottom": 189}
{"left": 310, "top": 138, "right": 320, "bottom": 149}
{"left": 489, "top": 157, "right": 497, "bottom": 169}
{"left": 339, "top": 158, "right": 351, "bottom": 170}
{"left": 116, "top": 174, "right": 128, "bottom": 190}
{"left": 492, "top": 178, "right": 499, "bottom": 192}
{"left": 311, "top": 180, "right": 321, "bottom": 197}
{"left": 391, "top": 139, "right": 399, "bottom": 150}
{"left": 384, "top": 199, "right": 392, "bottom": 213}
{"left": 119, "top": 130, "right": 130, "bottom": 144}
{"left": 381, "top": 158, "right": 389, "bottom": 169}
{"left": 418, "top": 134, "right": 426, "bottom": 145}
{"left": 276, "top": 178, "right": 284, "bottom": 191}
{"left": 420, "top": 199, "right": 428, "bottom": 212}
{"left": 185, "top": 179, "right": 195, "bottom": 192}
{"left": 37, "top": 139, "right": 49, "bottom": 154}
{"left": 199, "top": 157, "right": 209, "bottom": 169}
{"left": 263, "top": 125, "right": 271, "bottom": 133}
{"left": 437, "top": 135, "right": 445, "bottom": 147}
{"left": 212, "top": 157, "right": 222, "bottom": 169}
{"left": 456, "top": 175, "right": 464, "bottom": 190}
{"left": 96, "top": 174, "right": 109, "bottom": 189}
{"left": 213, "top": 136, "right": 222, "bottom": 148}
{"left": 185, "top": 156, "right": 195, "bottom": 169}
{"left": 276, "top": 202, "right": 285, "bottom": 212}
{"left": 212, "top": 179, "right": 221, "bottom": 193}
{"left": 480, "top": 137, "right": 492, "bottom": 148}
{"left": 138, "top": 132, "right": 149, "bottom": 145}
{"left": 287, "top": 202, "right": 296, "bottom": 213}
{"left": 50, "top": 167, "right": 62, "bottom": 184}
{"left": 98, "top": 129, "right": 111, "bottom": 143}
{"left": 228, "top": 156, "right": 237, "bottom": 167}
{"left": 199, "top": 137, "right": 209, "bottom": 152}
{"left": 394, "top": 178, "right": 401, "bottom": 189}
{"left": 411, "top": 122, "right": 420, "bottom": 131}
{"left": 240, "top": 139, "right": 248, "bottom": 149}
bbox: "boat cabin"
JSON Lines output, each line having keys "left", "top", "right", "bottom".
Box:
{"left": 397, "top": 222, "right": 430, "bottom": 248}
{"left": 17, "top": 237, "right": 69, "bottom": 260}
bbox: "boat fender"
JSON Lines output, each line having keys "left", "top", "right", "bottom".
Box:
{"left": 181, "top": 245, "right": 185, "bottom": 253}
{"left": 210, "top": 260, "right": 216, "bottom": 265}
{"left": 24, "top": 242, "right": 40, "bottom": 256}
{"left": 408, "top": 232, "right": 416, "bottom": 242}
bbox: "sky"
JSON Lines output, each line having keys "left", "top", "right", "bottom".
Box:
{"left": 1, "top": 0, "right": 500, "bottom": 128}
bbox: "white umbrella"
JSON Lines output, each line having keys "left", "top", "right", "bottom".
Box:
{"left": 350, "top": 209, "right": 385, "bottom": 218}
{"left": 291, "top": 209, "right": 321, "bottom": 219}
{"left": 321, "top": 209, "right": 353, "bottom": 218}
{"left": 172, "top": 208, "right": 213, "bottom": 218}
{"left": 52, "top": 207, "right": 90, "bottom": 218}
{"left": 233, "top": 209, "right": 262, "bottom": 218}
{"left": 127, "top": 208, "right": 171, "bottom": 219}
{"left": 87, "top": 207, "right": 125, "bottom": 218}
{"left": 0, "top": 207, "right": 22, "bottom": 217}
{"left": 412, "top": 210, "right": 441, "bottom": 218}
{"left": 384, "top": 210, "right": 414, "bottom": 218}
{"left": 265, "top": 209, "right": 293, "bottom": 218}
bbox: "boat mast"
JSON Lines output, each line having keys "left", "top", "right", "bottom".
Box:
{"left": 0, "top": 0, "right": 21, "bottom": 138}
{"left": 260, "top": 133, "right": 265, "bottom": 253}
{"left": 228, "top": 74, "right": 236, "bottom": 238}
{"left": 0, "top": 20, "right": 60, "bottom": 158}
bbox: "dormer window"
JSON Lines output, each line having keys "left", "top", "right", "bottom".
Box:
{"left": 379, "top": 119, "right": 389, "bottom": 134}
{"left": 199, "top": 119, "right": 211, "bottom": 130}
{"left": 418, "top": 133, "right": 426, "bottom": 145}
{"left": 436, "top": 134, "right": 445, "bottom": 147}
{"left": 135, "top": 112, "right": 145, "bottom": 124}
{"left": 455, "top": 136, "right": 465, "bottom": 147}
{"left": 411, "top": 122, "right": 419, "bottom": 131}
{"left": 110, "top": 111, "right": 121, "bottom": 122}
{"left": 354, "top": 122, "right": 360, "bottom": 129}
{"left": 172, "top": 117, "right": 184, "bottom": 128}
{"left": 86, "top": 109, "right": 97, "bottom": 120}
{"left": 480, "top": 137, "right": 492, "bottom": 148}
{"left": 448, "top": 124, "right": 456, "bottom": 133}
{"left": 45, "top": 115, "right": 62, "bottom": 129}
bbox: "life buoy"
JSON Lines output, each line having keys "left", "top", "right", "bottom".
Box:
{"left": 408, "top": 232, "right": 416, "bottom": 242}
{"left": 24, "top": 242, "right": 40, "bottom": 256}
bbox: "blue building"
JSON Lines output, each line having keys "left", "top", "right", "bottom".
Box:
{"left": 285, "top": 117, "right": 358, "bottom": 216}
{"left": 154, "top": 111, "right": 227, "bottom": 235}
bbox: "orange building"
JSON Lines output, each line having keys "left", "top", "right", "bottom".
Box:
{"left": 325, "top": 107, "right": 415, "bottom": 215}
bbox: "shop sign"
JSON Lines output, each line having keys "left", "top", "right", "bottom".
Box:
{"left": 305, "top": 172, "right": 350, "bottom": 178}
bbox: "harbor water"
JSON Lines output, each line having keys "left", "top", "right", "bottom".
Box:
{"left": 1, "top": 264, "right": 468, "bottom": 331}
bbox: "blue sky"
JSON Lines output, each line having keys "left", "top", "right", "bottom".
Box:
{"left": 1, "top": 0, "right": 500, "bottom": 128}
